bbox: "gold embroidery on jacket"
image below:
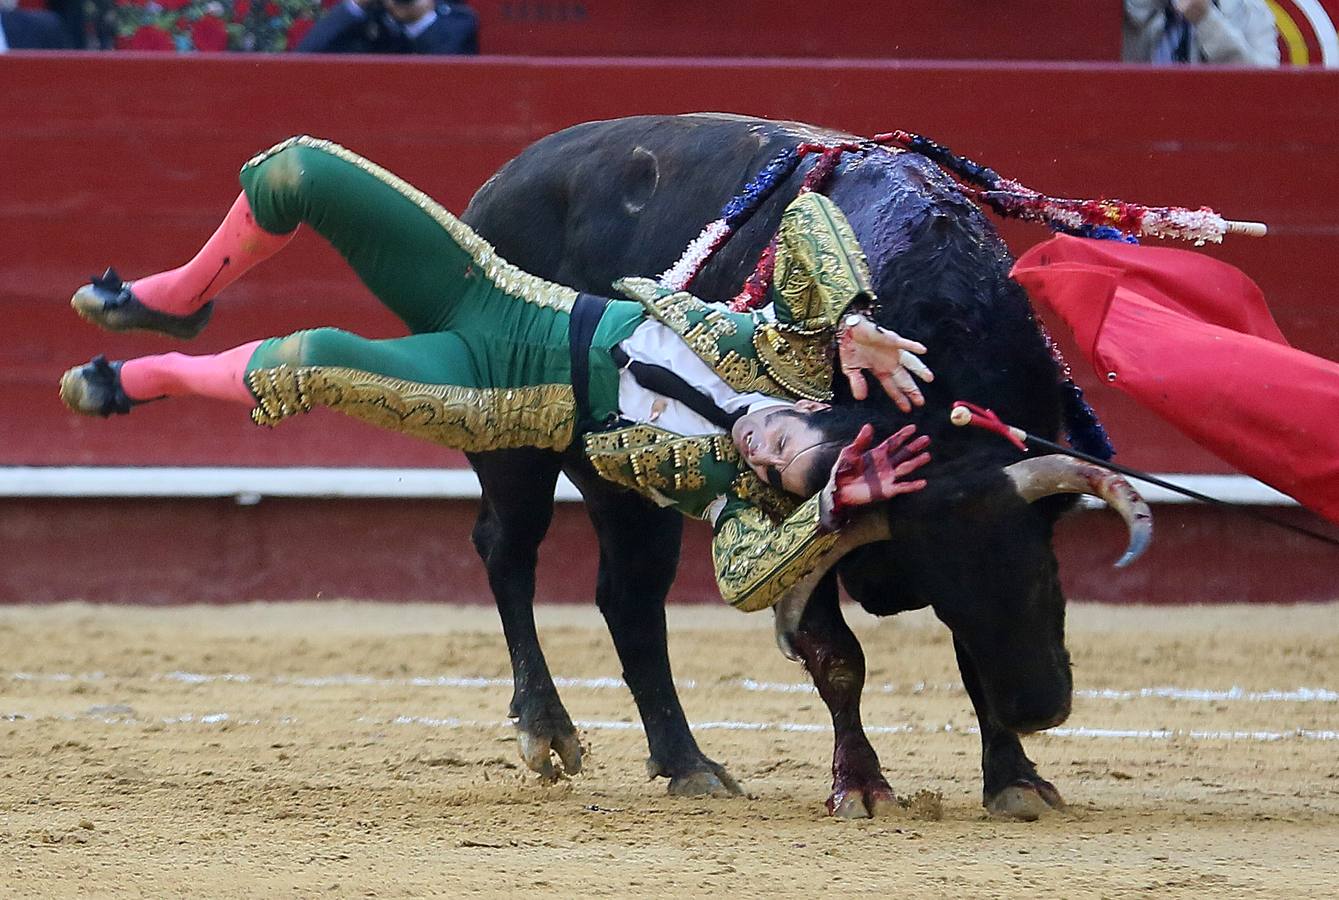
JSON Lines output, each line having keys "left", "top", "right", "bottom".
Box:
{"left": 585, "top": 426, "right": 735, "bottom": 501}
{"left": 772, "top": 192, "right": 874, "bottom": 325}
{"left": 247, "top": 365, "right": 575, "bottom": 452}
{"left": 713, "top": 350, "right": 775, "bottom": 394}
{"left": 712, "top": 495, "right": 840, "bottom": 612}
{"left": 670, "top": 440, "right": 710, "bottom": 492}
{"left": 244, "top": 136, "right": 578, "bottom": 313}
{"left": 752, "top": 323, "right": 835, "bottom": 402}
{"left": 730, "top": 470, "right": 799, "bottom": 522}
{"left": 658, "top": 294, "right": 694, "bottom": 331}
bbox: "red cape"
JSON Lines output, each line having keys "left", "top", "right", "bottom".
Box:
{"left": 1011, "top": 234, "right": 1339, "bottom": 526}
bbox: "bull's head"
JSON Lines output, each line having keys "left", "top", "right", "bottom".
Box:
{"left": 774, "top": 454, "right": 1151, "bottom": 734}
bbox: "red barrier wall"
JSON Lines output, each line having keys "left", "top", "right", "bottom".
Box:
{"left": 1, "top": 54, "right": 1337, "bottom": 603}
{"left": 4, "top": 54, "right": 1336, "bottom": 472}
{"left": 1, "top": 498, "right": 1331, "bottom": 606}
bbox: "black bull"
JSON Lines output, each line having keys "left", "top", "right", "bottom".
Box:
{"left": 459, "top": 113, "right": 1140, "bottom": 819}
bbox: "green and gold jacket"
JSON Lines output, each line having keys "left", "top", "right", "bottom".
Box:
{"left": 585, "top": 192, "right": 876, "bottom": 612}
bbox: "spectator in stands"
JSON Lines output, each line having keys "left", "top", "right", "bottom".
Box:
{"left": 1124, "top": 0, "right": 1279, "bottom": 66}
{"left": 296, "top": 0, "right": 477, "bottom": 54}
{"left": 0, "top": 0, "right": 71, "bottom": 49}
{"left": 45, "top": 0, "right": 85, "bottom": 49}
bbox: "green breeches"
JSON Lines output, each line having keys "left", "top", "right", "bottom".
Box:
{"left": 246, "top": 329, "right": 578, "bottom": 452}
{"left": 239, "top": 136, "right": 577, "bottom": 334}
{"left": 235, "top": 136, "right": 638, "bottom": 453}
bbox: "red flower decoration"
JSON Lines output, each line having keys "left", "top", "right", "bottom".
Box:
{"left": 175, "top": 16, "right": 189, "bottom": 32}
{"left": 192, "top": 14, "right": 230, "bottom": 52}
{"left": 235, "top": 0, "right": 251, "bottom": 20}
{"left": 126, "top": 25, "right": 176, "bottom": 51}
{"left": 158, "top": 0, "right": 191, "bottom": 11}
{"left": 286, "top": 17, "right": 315, "bottom": 49}
{"left": 265, "top": 2, "right": 279, "bottom": 15}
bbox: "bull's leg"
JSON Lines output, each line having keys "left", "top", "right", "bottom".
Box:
{"left": 575, "top": 475, "right": 743, "bottom": 797}
{"left": 789, "top": 576, "right": 896, "bottom": 819}
{"left": 952, "top": 636, "right": 1066, "bottom": 820}
{"left": 469, "top": 450, "right": 582, "bottom": 781}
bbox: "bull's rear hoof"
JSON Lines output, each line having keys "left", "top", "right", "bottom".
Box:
{"left": 655, "top": 759, "right": 744, "bottom": 798}
{"left": 986, "top": 783, "right": 1065, "bottom": 821}
{"left": 517, "top": 728, "right": 584, "bottom": 781}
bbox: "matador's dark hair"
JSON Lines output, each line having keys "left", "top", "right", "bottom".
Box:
{"left": 766, "top": 405, "right": 903, "bottom": 499}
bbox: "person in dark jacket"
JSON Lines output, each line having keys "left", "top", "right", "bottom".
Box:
{"left": 296, "top": 0, "right": 477, "bottom": 55}
{"left": 0, "top": 4, "right": 71, "bottom": 50}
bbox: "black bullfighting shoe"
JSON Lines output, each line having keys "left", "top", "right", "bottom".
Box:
{"left": 59, "top": 355, "right": 138, "bottom": 418}
{"left": 71, "top": 268, "right": 213, "bottom": 340}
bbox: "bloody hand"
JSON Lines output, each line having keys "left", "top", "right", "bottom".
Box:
{"left": 837, "top": 314, "right": 934, "bottom": 410}
{"left": 825, "top": 424, "right": 932, "bottom": 530}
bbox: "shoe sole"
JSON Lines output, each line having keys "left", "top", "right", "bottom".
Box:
{"left": 70, "top": 285, "right": 210, "bottom": 340}
{"left": 58, "top": 367, "right": 99, "bottom": 417}
{"left": 70, "top": 285, "right": 133, "bottom": 333}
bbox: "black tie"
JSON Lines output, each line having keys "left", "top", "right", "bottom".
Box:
{"left": 610, "top": 346, "right": 745, "bottom": 432}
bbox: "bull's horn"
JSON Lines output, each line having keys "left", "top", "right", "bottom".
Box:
{"left": 773, "top": 513, "right": 891, "bottom": 660}
{"left": 1003, "top": 456, "right": 1153, "bottom": 568}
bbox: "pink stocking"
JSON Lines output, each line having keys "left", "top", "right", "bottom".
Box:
{"left": 131, "top": 193, "right": 294, "bottom": 315}
{"left": 120, "top": 341, "right": 263, "bottom": 404}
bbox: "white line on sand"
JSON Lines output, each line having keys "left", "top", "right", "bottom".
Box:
{"left": 5, "top": 708, "right": 1335, "bottom": 743}
{"left": 8, "top": 670, "right": 1338, "bottom": 704}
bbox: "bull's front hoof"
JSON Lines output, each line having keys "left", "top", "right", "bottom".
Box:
{"left": 517, "top": 727, "right": 583, "bottom": 781}
{"left": 985, "top": 780, "right": 1067, "bottom": 821}
{"left": 827, "top": 784, "right": 899, "bottom": 819}
{"left": 651, "top": 758, "right": 744, "bottom": 798}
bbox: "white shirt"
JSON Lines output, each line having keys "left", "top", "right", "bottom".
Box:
{"left": 615, "top": 319, "right": 789, "bottom": 437}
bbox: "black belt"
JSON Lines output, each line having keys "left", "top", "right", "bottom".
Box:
{"left": 568, "top": 292, "right": 609, "bottom": 435}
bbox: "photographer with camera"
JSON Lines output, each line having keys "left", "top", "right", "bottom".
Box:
{"left": 296, "top": 0, "right": 478, "bottom": 55}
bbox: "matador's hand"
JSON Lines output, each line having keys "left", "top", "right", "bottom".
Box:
{"left": 837, "top": 314, "right": 934, "bottom": 411}
{"left": 822, "top": 424, "right": 931, "bottom": 531}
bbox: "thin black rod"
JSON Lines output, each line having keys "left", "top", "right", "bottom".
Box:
{"left": 1022, "top": 434, "right": 1339, "bottom": 550}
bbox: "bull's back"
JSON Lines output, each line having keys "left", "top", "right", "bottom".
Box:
{"left": 464, "top": 114, "right": 827, "bottom": 290}
{"left": 464, "top": 114, "right": 1062, "bottom": 443}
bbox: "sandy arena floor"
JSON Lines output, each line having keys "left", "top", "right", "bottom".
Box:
{"left": 1, "top": 600, "right": 1338, "bottom": 898}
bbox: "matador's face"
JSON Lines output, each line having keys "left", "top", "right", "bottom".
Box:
{"left": 731, "top": 400, "right": 837, "bottom": 497}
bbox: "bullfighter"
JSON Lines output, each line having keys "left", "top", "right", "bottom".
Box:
{"left": 58, "top": 136, "right": 934, "bottom": 612}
